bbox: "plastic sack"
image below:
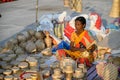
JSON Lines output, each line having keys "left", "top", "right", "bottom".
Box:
{"left": 106, "top": 23, "right": 119, "bottom": 30}
{"left": 37, "top": 17, "right": 54, "bottom": 33}
{"left": 89, "top": 12, "right": 102, "bottom": 30}
{"left": 64, "top": 23, "right": 75, "bottom": 40}
{"left": 52, "top": 40, "right": 70, "bottom": 53}
{"left": 58, "top": 11, "right": 67, "bottom": 22}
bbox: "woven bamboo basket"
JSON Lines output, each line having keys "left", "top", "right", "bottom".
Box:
{"left": 63, "top": 0, "right": 70, "bottom": 7}
{"left": 109, "top": 0, "right": 120, "bottom": 18}
{"left": 102, "top": 63, "right": 118, "bottom": 80}
{"left": 75, "top": 0, "right": 82, "bottom": 12}
{"left": 69, "top": 0, "right": 76, "bottom": 11}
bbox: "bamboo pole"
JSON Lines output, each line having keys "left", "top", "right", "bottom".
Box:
{"left": 36, "top": 0, "right": 39, "bottom": 24}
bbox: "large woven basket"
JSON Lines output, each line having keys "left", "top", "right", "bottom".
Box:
{"left": 102, "top": 63, "right": 118, "bottom": 80}
{"left": 109, "top": 0, "right": 120, "bottom": 18}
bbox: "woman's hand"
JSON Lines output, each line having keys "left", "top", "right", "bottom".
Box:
{"left": 70, "top": 41, "right": 86, "bottom": 52}
{"left": 79, "top": 48, "right": 86, "bottom": 52}
{"left": 70, "top": 47, "right": 86, "bottom": 52}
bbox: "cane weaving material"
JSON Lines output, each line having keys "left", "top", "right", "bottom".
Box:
{"left": 102, "top": 63, "right": 118, "bottom": 80}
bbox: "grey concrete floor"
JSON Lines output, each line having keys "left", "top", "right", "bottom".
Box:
{"left": 0, "top": 0, "right": 114, "bottom": 45}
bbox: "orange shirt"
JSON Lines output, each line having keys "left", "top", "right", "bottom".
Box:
{"left": 70, "top": 30, "right": 94, "bottom": 48}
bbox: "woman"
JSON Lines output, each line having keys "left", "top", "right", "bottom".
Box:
{"left": 57, "top": 16, "right": 96, "bottom": 66}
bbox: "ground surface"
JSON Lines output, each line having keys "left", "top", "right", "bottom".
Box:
{"left": 0, "top": 0, "right": 114, "bottom": 45}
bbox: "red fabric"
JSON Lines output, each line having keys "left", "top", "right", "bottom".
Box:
{"left": 8, "top": 0, "right": 13, "bottom": 1}
{"left": 1, "top": 0, "right": 6, "bottom": 2}
{"left": 57, "top": 49, "right": 66, "bottom": 60}
{"left": 64, "top": 23, "right": 75, "bottom": 40}
{"left": 79, "top": 58, "right": 91, "bottom": 67}
{"left": 2, "top": 0, "right": 13, "bottom": 2}
{"left": 90, "top": 12, "right": 102, "bottom": 30}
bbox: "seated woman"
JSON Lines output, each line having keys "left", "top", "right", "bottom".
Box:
{"left": 56, "top": 16, "right": 97, "bottom": 67}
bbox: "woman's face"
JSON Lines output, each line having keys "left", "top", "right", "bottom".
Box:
{"left": 75, "top": 20, "right": 85, "bottom": 31}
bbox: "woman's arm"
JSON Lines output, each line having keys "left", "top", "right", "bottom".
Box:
{"left": 70, "top": 41, "right": 85, "bottom": 52}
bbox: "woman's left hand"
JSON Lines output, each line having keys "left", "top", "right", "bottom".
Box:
{"left": 79, "top": 48, "right": 86, "bottom": 52}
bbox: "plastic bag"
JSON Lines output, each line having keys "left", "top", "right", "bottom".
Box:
{"left": 52, "top": 40, "right": 70, "bottom": 53}
{"left": 37, "top": 17, "right": 54, "bottom": 33}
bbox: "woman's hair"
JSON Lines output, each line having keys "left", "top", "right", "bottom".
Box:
{"left": 75, "top": 16, "right": 86, "bottom": 25}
